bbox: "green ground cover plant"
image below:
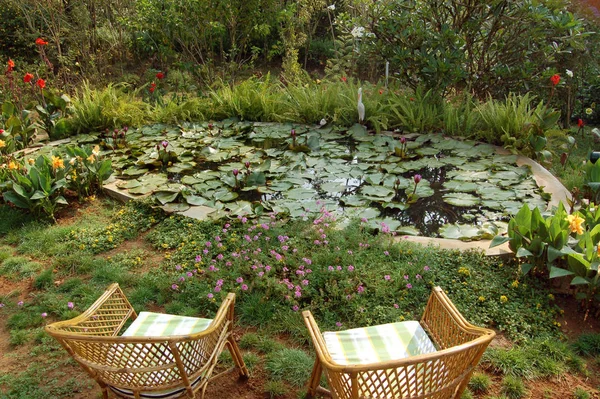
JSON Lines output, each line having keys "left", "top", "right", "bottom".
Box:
{"left": 0, "top": 198, "right": 596, "bottom": 398}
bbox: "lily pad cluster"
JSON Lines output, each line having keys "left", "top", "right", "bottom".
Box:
{"left": 54, "top": 121, "right": 549, "bottom": 240}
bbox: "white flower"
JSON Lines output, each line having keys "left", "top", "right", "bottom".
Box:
{"left": 586, "top": 108, "right": 594, "bottom": 115}
{"left": 566, "top": 69, "right": 573, "bottom": 78}
{"left": 327, "top": 4, "right": 335, "bottom": 10}
{"left": 319, "top": 118, "right": 327, "bottom": 126}
{"left": 351, "top": 26, "right": 365, "bottom": 38}
{"left": 69, "top": 158, "right": 76, "bottom": 165}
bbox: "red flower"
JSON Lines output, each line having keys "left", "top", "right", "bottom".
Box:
{"left": 379, "top": 89, "right": 384, "bottom": 95}
{"left": 550, "top": 74, "right": 560, "bottom": 86}
{"left": 35, "top": 38, "right": 48, "bottom": 46}
{"left": 7, "top": 59, "right": 14, "bottom": 72}
{"left": 341, "top": 76, "right": 347, "bottom": 83}
{"left": 578, "top": 118, "right": 584, "bottom": 128}
{"left": 36, "top": 78, "right": 46, "bottom": 89}
{"left": 23, "top": 73, "right": 34, "bottom": 83}
{"left": 156, "top": 72, "right": 164, "bottom": 80}
{"left": 149, "top": 82, "right": 156, "bottom": 93}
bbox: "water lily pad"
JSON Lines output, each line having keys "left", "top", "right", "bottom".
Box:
{"left": 285, "top": 188, "right": 316, "bottom": 200}
{"left": 443, "top": 193, "right": 480, "bottom": 207}
{"left": 155, "top": 190, "right": 180, "bottom": 204}
{"left": 213, "top": 189, "right": 238, "bottom": 202}
{"left": 444, "top": 181, "right": 478, "bottom": 192}
{"left": 438, "top": 224, "right": 483, "bottom": 241}
{"left": 360, "top": 185, "right": 395, "bottom": 199}
{"left": 162, "top": 202, "right": 190, "bottom": 213}
{"left": 396, "top": 226, "right": 420, "bottom": 236}
{"left": 340, "top": 195, "right": 368, "bottom": 207}
{"left": 321, "top": 181, "right": 347, "bottom": 193}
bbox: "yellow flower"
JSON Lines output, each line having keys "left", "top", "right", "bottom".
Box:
{"left": 565, "top": 214, "right": 584, "bottom": 235}
{"left": 458, "top": 267, "right": 471, "bottom": 276}
{"left": 478, "top": 296, "right": 486, "bottom": 302}
{"left": 51, "top": 156, "right": 64, "bottom": 170}
{"left": 27, "top": 158, "right": 34, "bottom": 165}
{"left": 511, "top": 280, "right": 519, "bottom": 288}
{"left": 8, "top": 160, "right": 18, "bottom": 170}
{"left": 87, "top": 154, "right": 95, "bottom": 162}
{"left": 500, "top": 295, "right": 508, "bottom": 303}
{"left": 548, "top": 294, "right": 555, "bottom": 300}
{"left": 0, "top": 140, "right": 5, "bottom": 148}
{"left": 597, "top": 245, "right": 600, "bottom": 257}
{"left": 92, "top": 145, "right": 100, "bottom": 156}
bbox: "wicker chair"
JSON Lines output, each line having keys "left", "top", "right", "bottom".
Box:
{"left": 303, "top": 286, "right": 495, "bottom": 399}
{"left": 45, "top": 283, "right": 248, "bottom": 399}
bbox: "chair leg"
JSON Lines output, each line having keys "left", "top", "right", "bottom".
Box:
{"left": 306, "top": 357, "right": 323, "bottom": 398}
{"left": 227, "top": 336, "right": 249, "bottom": 378}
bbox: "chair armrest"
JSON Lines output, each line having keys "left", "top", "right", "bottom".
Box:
{"left": 46, "top": 283, "right": 137, "bottom": 337}
{"left": 421, "top": 286, "right": 493, "bottom": 349}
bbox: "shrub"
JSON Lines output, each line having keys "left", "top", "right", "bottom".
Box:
{"left": 468, "top": 372, "right": 491, "bottom": 394}
{"left": 265, "top": 348, "right": 313, "bottom": 387}
{"left": 500, "top": 375, "right": 527, "bottom": 399}
{"left": 572, "top": 334, "right": 600, "bottom": 357}
{"left": 264, "top": 380, "right": 287, "bottom": 398}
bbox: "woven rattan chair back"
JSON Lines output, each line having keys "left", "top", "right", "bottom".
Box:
{"left": 46, "top": 283, "right": 248, "bottom": 399}
{"left": 303, "top": 286, "right": 495, "bottom": 399}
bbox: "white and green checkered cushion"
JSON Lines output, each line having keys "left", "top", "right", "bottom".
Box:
{"left": 108, "top": 312, "right": 214, "bottom": 399}
{"left": 122, "top": 312, "right": 213, "bottom": 337}
{"left": 323, "top": 320, "right": 437, "bottom": 365}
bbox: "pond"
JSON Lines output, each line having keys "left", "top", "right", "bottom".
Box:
{"left": 63, "top": 121, "right": 549, "bottom": 240}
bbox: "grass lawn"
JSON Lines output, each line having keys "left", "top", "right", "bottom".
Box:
{"left": 0, "top": 196, "right": 599, "bottom": 398}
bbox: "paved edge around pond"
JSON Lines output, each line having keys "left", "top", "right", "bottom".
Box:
{"left": 39, "top": 131, "right": 569, "bottom": 258}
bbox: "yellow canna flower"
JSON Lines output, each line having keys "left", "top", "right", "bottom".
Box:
{"left": 51, "top": 156, "right": 64, "bottom": 170}
{"left": 8, "top": 160, "right": 18, "bottom": 170}
{"left": 565, "top": 214, "right": 585, "bottom": 235}
{"left": 0, "top": 140, "right": 5, "bottom": 148}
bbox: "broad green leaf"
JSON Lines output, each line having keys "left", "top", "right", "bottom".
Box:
{"left": 521, "top": 263, "right": 533, "bottom": 275}
{"left": 516, "top": 247, "right": 533, "bottom": 258}
{"left": 549, "top": 266, "right": 574, "bottom": 279}
{"left": 570, "top": 276, "right": 589, "bottom": 285}
{"left": 490, "top": 235, "right": 511, "bottom": 248}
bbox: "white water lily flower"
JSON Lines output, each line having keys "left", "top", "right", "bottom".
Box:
{"left": 566, "top": 69, "right": 573, "bottom": 78}
{"left": 351, "top": 26, "right": 365, "bottom": 38}
{"left": 327, "top": 4, "right": 335, "bottom": 10}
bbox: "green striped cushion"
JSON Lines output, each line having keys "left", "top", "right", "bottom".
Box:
{"left": 122, "top": 312, "right": 213, "bottom": 337}
{"left": 323, "top": 320, "right": 437, "bottom": 365}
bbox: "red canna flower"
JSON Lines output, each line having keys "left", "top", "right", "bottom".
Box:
{"left": 23, "top": 73, "right": 34, "bottom": 83}
{"left": 156, "top": 72, "right": 164, "bottom": 80}
{"left": 341, "top": 76, "right": 347, "bottom": 83}
{"left": 36, "top": 78, "right": 46, "bottom": 89}
{"left": 6, "top": 59, "right": 14, "bottom": 72}
{"left": 35, "top": 38, "right": 48, "bottom": 46}
{"left": 578, "top": 118, "right": 584, "bottom": 128}
{"left": 550, "top": 74, "right": 560, "bottom": 86}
